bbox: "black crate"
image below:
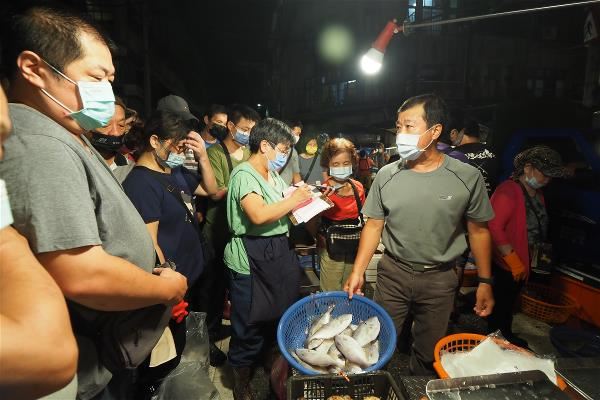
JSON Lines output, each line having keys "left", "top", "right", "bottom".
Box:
{"left": 287, "top": 371, "right": 405, "bottom": 400}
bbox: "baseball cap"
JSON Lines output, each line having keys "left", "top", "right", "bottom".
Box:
{"left": 514, "top": 145, "right": 566, "bottom": 178}
{"left": 156, "top": 95, "right": 198, "bottom": 122}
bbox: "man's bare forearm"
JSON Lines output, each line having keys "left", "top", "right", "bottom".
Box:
{"left": 37, "top": 245, "right": 184, "bottom": 311}
{"left": 351, "top": 218, "right": 384, "bottom": 275}
{"left": 468, "top": 221, "right": 492, "bottom": 279}
{"left": 0, "top": 227, "right": 78, "bottom": 398}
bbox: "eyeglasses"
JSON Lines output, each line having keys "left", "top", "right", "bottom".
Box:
{"left": 162, "top": 139, "right": 185, "bottom": 154}
{"left": 268, "top": 141, "right": 291, "bottom": 156}
{"left": 234, "top": 124, "right": 251, "bottom": 134}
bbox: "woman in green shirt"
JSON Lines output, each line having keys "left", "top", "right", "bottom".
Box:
{"left": 225, "top": 118, "right": 311, "bottom": 400}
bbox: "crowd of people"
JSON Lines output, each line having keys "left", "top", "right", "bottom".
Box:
{"left": 0, "top": 5, "right": 569, "bottom": 400}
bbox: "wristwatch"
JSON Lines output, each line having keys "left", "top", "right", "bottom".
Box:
{"left": 477, "top": 276, "right": 494, "bottom": 285}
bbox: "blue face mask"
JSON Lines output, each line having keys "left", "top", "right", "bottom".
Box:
{"left": 525, "top": 175, "right": 544, "bottom": 189}
{"left": 396, "top": 126, "right": 435, "bottom": 161}
{"left": 40, "top": 60, "right": 115, "bottom": 131}
{"left": 165, "top": 152, "right": 186, "bottom": 168}
{"left": 154, "top": 143, "right": 185, "bottom": 170}
{"left": 266, "top": 144, "right": 289, "bottom": 172}
{"left": 330, "top": 165, "right": 352, "bottom": 181}
{"left": 234, "top": 130, "right": 250, "bottom": 146}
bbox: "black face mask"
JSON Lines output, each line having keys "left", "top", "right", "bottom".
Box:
{"left": 209, "top": 124, "right": 228, "bottom": 142}
{"left": 90, "top": 131, "right": 124, "bottom": 154}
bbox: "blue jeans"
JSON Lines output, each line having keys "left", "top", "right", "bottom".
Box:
{"left": 228, "top": 270, "right": 277, "bottom": 368}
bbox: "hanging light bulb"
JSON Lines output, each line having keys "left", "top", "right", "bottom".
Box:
{"left": 360, "top": 20, "right": 401, "bottom": 75}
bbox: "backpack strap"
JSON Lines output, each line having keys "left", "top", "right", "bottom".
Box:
{"left": 303, "top": 152, "right": 320, "bottom": 182}
{"left": 149, "top": 169, "right": 202, "bottom": 238}
{"left": 346, "top": 179, "right": 364, "bottom": 225}
{"left": 219, "top": 141, "right": 234, "bottom": 173}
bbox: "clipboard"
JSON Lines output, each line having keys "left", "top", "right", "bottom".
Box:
{"left": 288, "top": 194, "right": 334, "bottom": 225}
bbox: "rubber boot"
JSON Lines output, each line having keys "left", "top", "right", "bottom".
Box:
{"left": 232, "top": 367, "right": 255, "bottom": 400}
{"left": 209, "top": 341, "right": 227, "bottom": 367}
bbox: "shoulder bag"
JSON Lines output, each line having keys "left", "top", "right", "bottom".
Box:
{"left": 324, "top": 180, "right": 364, "bottom": 257}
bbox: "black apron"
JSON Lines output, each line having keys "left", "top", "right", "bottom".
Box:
{"left": 242, "top": 234, "right": 301, "bottom": 325}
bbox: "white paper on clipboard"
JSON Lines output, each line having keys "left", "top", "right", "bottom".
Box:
{"left": 284, "top": 183, "right": 333, "bottom": 225}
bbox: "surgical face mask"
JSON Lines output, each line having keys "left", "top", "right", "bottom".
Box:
{"left": 525, "top": 174, "right": 544, "bottom": 189}
{"left": 40, "top": 59, "right": 115, "bottom": 131}
{"left": 306, "top": 144, "right": 318, "bottom": 155}
{"left": 266, "top": 144, "right": 288, "bottom": 171}
{"left": 90, "top": 131, "right": 124, "bottom": 154}
{"left": 293, "top": 134, "right": 300, "bottom": 144}
{"left": 234, "top": 130, "right": 250, "bottom": 146}
{"left": 165, "top": 152, "right": 186, "bottom": 168}
{"left": 0, "top": 179, "right": 14, "bottom": 230}
{"left": 154, "top": 143, "right": 185, "bottom": 169}
{"left": 396, "top": 126, "right": 435, "bottom": 161}
{"left": 330, "top": 165, "right": 352, "bottom": 181}
{"left": 209, "top": 124, "right": 228, "bottom": 141}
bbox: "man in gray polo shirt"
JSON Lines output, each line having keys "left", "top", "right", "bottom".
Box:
{"left": 0, "top": 7, "right": 187, "bottom": 399}
{"left": 345, "top": 94, "right": 495, "bottom": 375}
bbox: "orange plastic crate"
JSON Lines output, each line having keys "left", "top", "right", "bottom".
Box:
{"left": 432, "top": 333, "right": 567, "bottom": 390}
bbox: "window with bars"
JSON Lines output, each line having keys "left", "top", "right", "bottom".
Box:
{"left": 407, "top": 0, "right": 456, "bottom": 34}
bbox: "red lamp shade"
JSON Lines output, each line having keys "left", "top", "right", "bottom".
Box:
{"left": 372, "top": 20, "right": 401, "bottom": 53}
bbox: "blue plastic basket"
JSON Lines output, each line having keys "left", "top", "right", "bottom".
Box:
{"left": 277, "top": 291, "right": 397, "bottom": 375}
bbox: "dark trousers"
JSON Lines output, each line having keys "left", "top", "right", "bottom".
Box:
{"left": 190, "top": 239, "right": 227, "bottom": 340}
{"left": 374, "top": 254, "right": 458, "bottom": 375}
{"left": 135, "top": 318, "right": 187, "bottom": 399}
{"left": 92, "top": 319, "right": 186, "bottom": 400}
{"left": 487, "top": 264, "right": 524, "bottom": 337}
{"left": 227, "top": 270, "right": 277, "bottom": 368}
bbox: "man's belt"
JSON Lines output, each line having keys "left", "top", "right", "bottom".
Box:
{"left": 384, "top": 250, "right": 454, "bottom": 272}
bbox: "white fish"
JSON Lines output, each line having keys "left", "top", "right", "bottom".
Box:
{"left": 296, "top": 348, "right": 345, "bottom": 368}
{"left": 364, "top": 340, "right": 379, "bottom": 365}
{"left": 292, "top": 352, "right": 328, "bottom": 374}
{"left": 314, "top": 338, "right": 334, "bottom": 354}
{"left": 328, "top": 342, "right": 344, "bottom": 365}
{"left": 328, "top": 366, "right": 342, "bottom": 374}
{"left": 352, "top": 316, "right": 381, "bottom": 346}
{"left": 335, "top": 334, "right": 370, "bottom": 368}
{"left": 340, "top": 326, "right": 354, "bottom": 336}
{"left": 306, "top": 338, "right": 324, "bottom": 349}
{"left": 344, "top": 361, "right": 364, "bottom": 374}
{"left": 308, "top": 304, "right": 335, "bottom": 337}
{"left": 311, "top": 314, "right": 353, "bottom": 340}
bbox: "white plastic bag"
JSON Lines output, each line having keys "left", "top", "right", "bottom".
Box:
{"left": 156, "top": 312, "right": 218, "bottom": 400}
{"left": 155, "top": 362, "right": 219, "bottom": 400}
{"left": 180, "top": 311, "right": 210, "bottom": 369}
{"left": 441, "top": 331, "right": 558, "bottom": 385}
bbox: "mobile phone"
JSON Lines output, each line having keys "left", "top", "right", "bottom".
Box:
{"left": 315, "top": 184, "right": 339, "bottom": 192}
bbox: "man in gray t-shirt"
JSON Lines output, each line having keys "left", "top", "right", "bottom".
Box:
{"left": 345, "top": 94, "right": 495, "bottom": 375}
{"left": 1, "top": 7, "right": 187, "bottom": 399}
